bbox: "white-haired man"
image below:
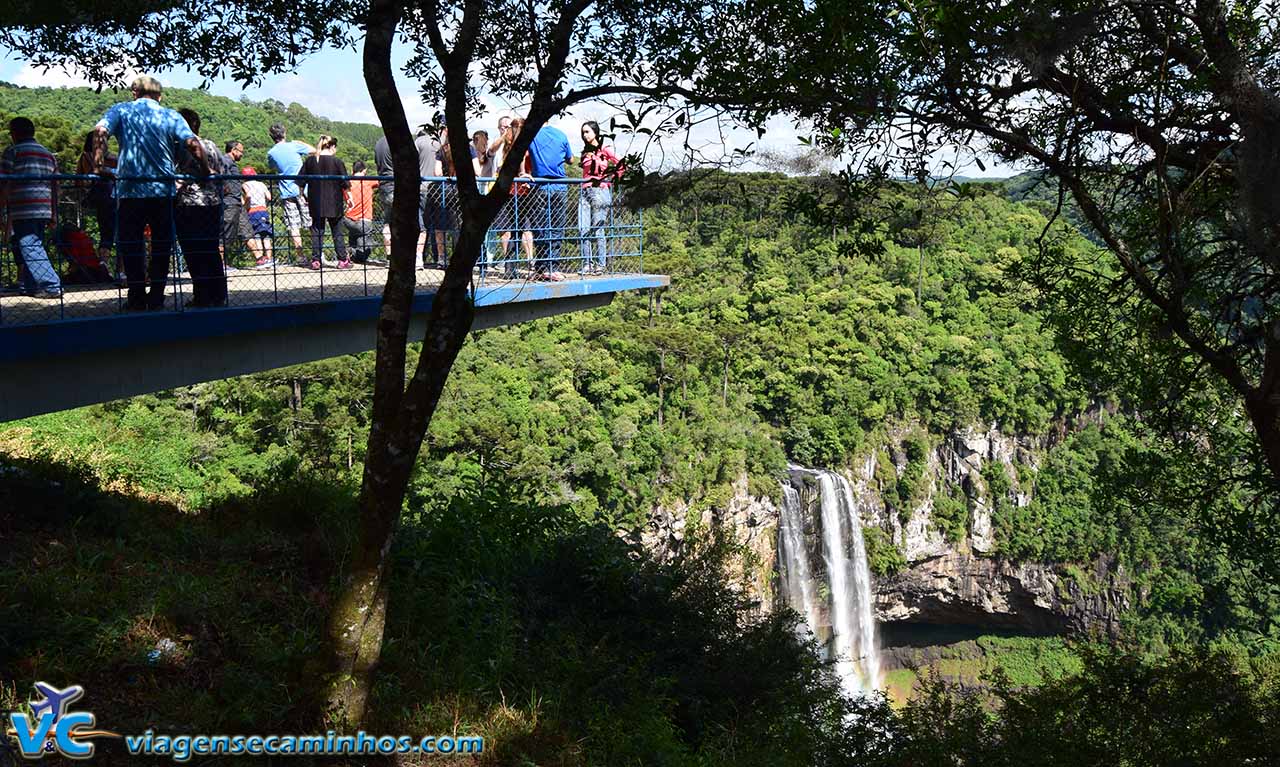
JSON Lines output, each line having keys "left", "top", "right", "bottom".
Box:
{"left": 92, "top": 76, "right": 209, "bottom": 311}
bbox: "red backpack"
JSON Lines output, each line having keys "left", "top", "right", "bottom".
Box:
{"left": 57, "top": 225, "right": 112, "bottom": 284}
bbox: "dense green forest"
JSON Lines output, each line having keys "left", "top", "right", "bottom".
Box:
{"left": 0, "top": 82, "right": 378, "bottom": 171}
{"left": 5, "top": 162, "right": 1275, "bottom": 650}
{"left": 2, "top": 86, "right": 1278, "bottom": 762}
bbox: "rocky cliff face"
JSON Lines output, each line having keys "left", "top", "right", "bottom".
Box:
{"left": 875, "top": 550, "right": 1129, "bottom": 635}
{"left": 639, "top": 474, "right": 780, "bottom": 613}
{"left": 860, "top": 420, "right": 1130, "bottom": 636}
{"left": 638, "top": 416, "right": 1131, "bottom": 637}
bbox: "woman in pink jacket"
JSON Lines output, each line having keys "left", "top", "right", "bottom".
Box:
{"left": 578, "top": 121, "right": 621, "bottom": 275}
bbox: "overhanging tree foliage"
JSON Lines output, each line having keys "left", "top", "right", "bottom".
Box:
{"left": 895, "top": 2, "right": 1275, "bottom": 477}
{"left": 735, "top": 0, "right": 1280, "bottom": 540}
{"left": 0, "top": 0, "right": 349, "bottom": 86}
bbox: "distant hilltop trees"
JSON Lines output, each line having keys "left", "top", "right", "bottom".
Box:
{"left": 0, "top": 82, "right": 380, "bottom": 172}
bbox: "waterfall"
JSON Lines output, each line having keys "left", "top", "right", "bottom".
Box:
{"left": 778, "top": 465, "right": 882, "bottom": 697}
{"left": 778, "top": 484, "right": 821, "bottom": 641}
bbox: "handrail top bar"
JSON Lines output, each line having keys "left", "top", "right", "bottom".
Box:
{"left": 0, "top": 173, "right": 612, "bottom": 184}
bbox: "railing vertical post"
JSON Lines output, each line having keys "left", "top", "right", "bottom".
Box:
{"left": 542, "top": 182, "right": 550, "bottom": 275}
{"left": 0, "top": 234, "right": 5, "bottom": 327}
{"left": 271, "top": 186, "right": 280, "bottom": 305}
{"left": 218, "top": 177, "right": 227, "bottom": 306}
{"left": 113, "top": 177, "right": 122, "bottom": 311}
{"left": 573, "top": 182, "right": 581, "bottom": 276}
{"left": 55, "top": 218, "right": 65, "bottom": 321}
{"left": 638, "top": 208, "right": 644, "bottom": 274}
{"left": 172, "top": 184, "right": 183, "bottom": 313}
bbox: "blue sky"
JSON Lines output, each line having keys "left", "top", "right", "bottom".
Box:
{"left": 0, "top": 44, "right": 1018, "bottom": 177}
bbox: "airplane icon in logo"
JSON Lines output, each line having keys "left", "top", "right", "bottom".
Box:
{"left": 7, "top": 681, "right": 119, "bottom": 760}
{"left": 28, "top": 683, "right": 85, "bottom": 725}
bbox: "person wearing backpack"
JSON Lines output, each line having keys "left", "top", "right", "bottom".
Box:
{"left": 76, "top": 131, "right": 118, "bottom": 279}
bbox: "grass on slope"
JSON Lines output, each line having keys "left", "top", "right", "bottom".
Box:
{"left": 0, "top": 453, "right": 869, "bottom": 767}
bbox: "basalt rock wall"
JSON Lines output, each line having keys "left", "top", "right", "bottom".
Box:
{"left": 637, "top": 414, "right": 1131, "bottom": 637}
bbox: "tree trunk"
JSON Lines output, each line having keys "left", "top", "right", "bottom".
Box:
{"left": 1246, "top": 382, "right": 1280, "bottom": 488}
{"left": 322, "top": 0, "right": 587, "bottom": 727}
{"left": 326, "top": 228, "right": 485, "bottom": 724}
{"left": 323, "top": 0, "right": 422, "bottom": 726}
{"left": 325, "top": 0, "right": 517, "bottom": 723}
{"left": 324, "top": 478, "right": 396, "bottom": 724}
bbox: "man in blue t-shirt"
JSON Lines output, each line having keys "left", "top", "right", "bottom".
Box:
{"left": 527, "top": 123, "right": 573, "bottom": 278}
{"left": 266, "top": 123, "right": 316, "bottom": 265}
{"left": 92, "top": 75, "right": 210, "bottom": 310}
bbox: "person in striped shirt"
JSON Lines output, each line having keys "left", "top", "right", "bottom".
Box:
{"left": 0, "top": 116, "right": 62, "bottom": 298}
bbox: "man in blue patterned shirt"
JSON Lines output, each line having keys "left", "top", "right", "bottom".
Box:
{"left": 92, "top": 76, "right": 210, "bottom": 311}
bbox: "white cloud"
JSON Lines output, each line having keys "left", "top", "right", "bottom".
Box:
{"left": 233, "top": 71, "right": 382, "bottom": 125}
{"left": 10, "top": 62, "right": 118, "bottom": 89}
{"left": 6, "top": 59, "right": 188, "bottom": 91}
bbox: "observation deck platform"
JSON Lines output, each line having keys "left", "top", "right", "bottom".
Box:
{"left": 0, "top": 267, "right": 667, "bottom": 421}
{"left": 0, "top": 174, "right": 662, "bottom": 421}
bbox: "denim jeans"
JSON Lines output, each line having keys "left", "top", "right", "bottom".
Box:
{"left": 117, "top": 196, "right": 176, "bottom": 310}
{"left": 9, "top": 218, "right": 61, "bottom": 295}
{"left": 419, "top": 182, "right": 447, "bottom": 265}
{"left": 577, "top": 185, "right": 612, "bottom": 272}
{"left": 533, "top": 184, "right": 568, "bottom": 273}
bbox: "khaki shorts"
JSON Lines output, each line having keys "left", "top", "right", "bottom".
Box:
{"left": 280, "top": 196, "right": 312, "bottom": 234}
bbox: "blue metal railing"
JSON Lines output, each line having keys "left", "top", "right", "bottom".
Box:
{"left": 0, "top": 173, "right": 642, "bottom": 326}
